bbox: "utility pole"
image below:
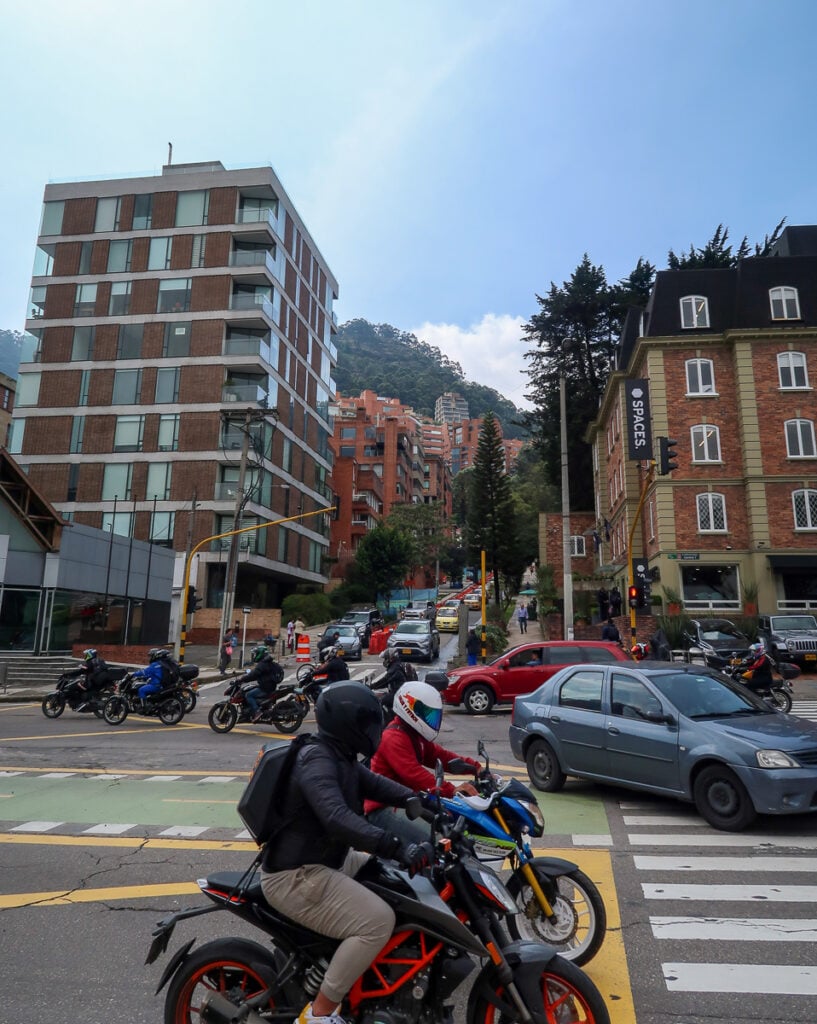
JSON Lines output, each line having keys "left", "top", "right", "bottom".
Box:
{"left": 220, "top": 410, "right": 252, "bottom": 642}
{"left": 560, "top": 375, "right": 574, "bottom": 639}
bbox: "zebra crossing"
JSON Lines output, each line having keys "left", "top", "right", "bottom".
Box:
{"left": 792, "top": 699, "right": 817, "bottom": 721}
{"left": 620, "top": 798, "right": 817, "bottom": 1003}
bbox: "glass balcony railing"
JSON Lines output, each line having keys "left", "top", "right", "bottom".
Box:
{"left": 229, "top": 249, "right": 275, "bottom": 271}
{"left": 224, "top": 336, "right": 271, "bottom": 362}
{"left": 236, "top": 206, "right": 277, "bottom": 228}
{"left": 222, "top": 383, "right": 267, "bottom": 404}
{"left": 230, "top": 292, "right": 274, "bottom": 319}
{"left": 214, "top": 482, "right": 241, "bottom": 501}
{"left": 211, "top": 535, "right": 259, "bottom": 554}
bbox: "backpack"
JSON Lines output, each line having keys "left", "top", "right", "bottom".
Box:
{"left": 266, "top": 658, "right": 284, "bottom": 686}
{"left": 237, "top": 734, "right": 314, "bottom": 846}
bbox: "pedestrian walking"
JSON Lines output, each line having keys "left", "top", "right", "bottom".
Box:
{"left": 293, "top": 617, "right": 306, "bottom": 645}
{"left": 465, "top": 628, "right": 480, "bottom": 666}
{"left": 218, "top": 632, "right": 235, "bottom": 674}
{"left": 286, "top": 618, "right": 295, "bottom": 653}
{"left": 517, "top": 603, "right": 528, "bottom": 633}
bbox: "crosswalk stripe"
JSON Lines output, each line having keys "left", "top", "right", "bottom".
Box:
{"left": 622, "top": 815, "right": 705, "bottom": 826}
{"left": 662, "top": 962, "right": 817, "bottom": 994}
{"left": 144, "top": 775, "right": 182, "bottom": 782}
{"left": 159, "top": 825, "right": 209, "bottom": 838}
{"left": 634, "top": 855, "right": 817, "bottom": 871}
{"left": 89, "top": 774, "right": 127, "bottom": 780}
{"left": 198, "top": 776, "right": 237, "bottom": 784}
{"left": 629, "top": 833, "right": 817, "bottom": 848}
{"left": 40, "top": 772, "right": 74, "bottom": 779}
{"left": 11, "top": 821, "right": 62, "bottom": 832}
{"left": 651, "top": 916, "right": 817, "bottom": 940}
{"left": 83, "top": 823, "right": 136, "bottom": 835}
{"left": 643, "top": 882, "right": 817, "bottom": 901}
{"left": 0, "top": 771, "right": 23, "bottom": 777}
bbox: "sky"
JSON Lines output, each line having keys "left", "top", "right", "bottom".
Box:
{"left": 2, "top": 0, "right": 817, "bottom": 412}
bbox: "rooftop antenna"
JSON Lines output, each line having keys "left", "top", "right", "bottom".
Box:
{"left": 167, "top": 142, "right": 173, "bottom": 166}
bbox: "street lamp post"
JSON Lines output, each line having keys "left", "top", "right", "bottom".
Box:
{"left": 560, "top": 375, "right": 574, "bottom": 639}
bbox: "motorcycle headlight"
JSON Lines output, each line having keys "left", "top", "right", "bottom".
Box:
{"left": 756, "top": 749, "right": 799, "bottom": 769}
{"left": 517, "top": 799, "right": 545, "bottom": 837}
{"left": 474, "top": 867, "right": 518, "bottom": 914}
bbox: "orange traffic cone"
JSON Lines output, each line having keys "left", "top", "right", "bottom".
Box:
{"left": 296, "top": 633, "right": 311, "bottom": 663}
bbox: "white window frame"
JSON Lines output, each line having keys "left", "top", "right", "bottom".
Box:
{"left": 778, "top": 351, "right": 809, "bottom": 389}
{"left": 770, "top": 286, "right": 800, "bottom": 321}
{"left": 696, "top": 492, "right": 727, "bottom": 532}
{"left": 685, "top": 358, "right": 716, "bottom": 395}
{"left": 113, "top": 414, "right": 145, "bottom": 452}
{"left": 691, "top": 423, "right": 721, "bottom": 463}
{"left": 680, "top": 295, "right": 710, "bottom": 329}
{"left": 785, "top": 419, "right": 817, "bottom": 458}
{"left": 793, "top": 489, "right": 817, "bottom": 530}
{"left": 570, "top": 535, "right": 586, "bottom": 557}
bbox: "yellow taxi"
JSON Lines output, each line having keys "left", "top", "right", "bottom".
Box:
{"left": 435, "top": 605, "right": 460, "bottom": 632}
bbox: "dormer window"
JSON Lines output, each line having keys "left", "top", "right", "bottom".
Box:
{"left": 770, "top": 286, "right": 800, "bottom": 320}
{"left": 680, "top": 295, "right": 709, "bottom": 329}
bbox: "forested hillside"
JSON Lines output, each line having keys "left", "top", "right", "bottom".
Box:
{"left": 334, "top": 319, "right": 527, "bottom": 439}
{"left": 0, "top": 330, "right": 23, "bottom": 378}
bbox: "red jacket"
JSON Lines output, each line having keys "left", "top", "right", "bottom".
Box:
{"left": 364, "top": 720, "right": 480, "bottom": 812}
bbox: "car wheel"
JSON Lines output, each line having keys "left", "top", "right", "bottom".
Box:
{"left": 526, "top": 738, "right": 566, "bottom": 792}
{"left": 693, "top": 764, "right": 757, "bottom": 831}
{"left": 463, "top": 684, "right": 494, "bottom": 715}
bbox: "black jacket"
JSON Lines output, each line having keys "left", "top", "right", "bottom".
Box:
{"left": 261, "top": 735, "right": 413, "bottom": 873}
{"left": 323, "top": 654, "right": 350, "bottom": 682}
{"left": 238, "top": 656, "right": 282, "bottom": 694}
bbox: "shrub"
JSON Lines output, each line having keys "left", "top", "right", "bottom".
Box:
{"left": 281, "top": 592, "right": 334, "bottom": 626}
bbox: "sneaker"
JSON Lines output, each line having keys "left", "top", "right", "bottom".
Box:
{"left": 294, "top": 1004, "right": 345, "bottom": 1024}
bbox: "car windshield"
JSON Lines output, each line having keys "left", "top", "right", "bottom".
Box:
{"left": 649, "top": 670, "right": 768, "bottom": 719}
{"left": 697, "top": 620, "right": 747, "bottom": 642}
{"left": 326, "top": 626, "right": 357, "bottom": 639}
{"left": 342, "top": 613, "right": 369, "bottom": 624}
{"left": 394, "top": 623, "right": 429, "bottom": 635}
{"left": 771, "top": 616, "right": 817, "bottom": 631}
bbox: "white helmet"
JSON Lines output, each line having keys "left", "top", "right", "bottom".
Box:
{"left": 394, "top": 681, "right": 443, "bottom": 741}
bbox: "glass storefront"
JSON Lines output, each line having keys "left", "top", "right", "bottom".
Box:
{"left": 680, "top": 564, "right": 740, "bottom": 609}
{"left": 0, "top": 589, "right": 41, "bottom": 650}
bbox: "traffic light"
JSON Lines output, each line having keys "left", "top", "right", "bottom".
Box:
{"left": 658, "top": 436, "right": 679, "bottom": 476}
{"left": 187, "top": 585, "right": 202, "bottom": 614}
{"left": 628, "top": 584, "right": 644, "bottom": 609}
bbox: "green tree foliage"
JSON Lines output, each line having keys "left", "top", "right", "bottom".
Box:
{"left": 334, "top": 319, "right": 527, "bottom": 439}
{"left": 350, "top": 524, "right": 413, "bottom": 606}
{"left": 667, "top": 219, "right": 786, "bottom": 269}
{"left": 384, "top": 502, "right": 447, "bottom": 582}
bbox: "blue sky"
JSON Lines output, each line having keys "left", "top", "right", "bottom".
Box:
{"left": 2, "top": 0, "right": 816, "bottom": 410}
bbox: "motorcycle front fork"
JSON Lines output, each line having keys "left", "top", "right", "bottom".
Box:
{"left": 492, "top": 808, "right": 556, "bottom": 921}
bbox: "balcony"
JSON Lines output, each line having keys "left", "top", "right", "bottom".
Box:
{"left": 214, "top": 482, "right": 241, "bottom": 501}
{"left": 230, "top": 292, "right": 274, "bottom": 319}
{"left": 230, "top": 249, "right": 275, "bottom": 273}
{"left": 222, "top": 383, "right": 267, "bottom": 405}
{"left": 211, "top": 535, "right": 258, "bottom": 554}
{"left": 236, "top": 206, "right": 277, "bottom": 229}
{"left": 224, "top": 335, "right": 271, "bottom": 363}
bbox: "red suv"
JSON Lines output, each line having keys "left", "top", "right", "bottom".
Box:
{"left": 443, "top": 640, "right": 630, "bottom": 714}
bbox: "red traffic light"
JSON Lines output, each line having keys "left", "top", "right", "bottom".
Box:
{"left": 628, "top": 585, "right": 640, "bottom": 608}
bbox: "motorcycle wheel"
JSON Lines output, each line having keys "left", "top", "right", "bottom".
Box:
{"left": 103, "top": 695, "right": 129, "bottom": 725}
{"left": 41, "top": 692, "right": 66, "bottom": 719}
{"left": 180, "top": 686, "right": 197, "bottom": 713}
{"left": 158, "top": 697, "right": 185, "bottom": 725}
{"left": 469, "top": 955, "right": 610, "bottom": 1024}
{"left": 271, "top": 698, "right": 307, "bottom": 734}
{"left": 163, "top": 937, "right": 282, "bottom": 1024}
{"left": 208, "top": 701, "right": 238, "bottom": 734}
{"left": 505, "top": 866, "right": 607, "bottom": 965}
{"left": 768, "top": 688, "right": 793, "bottom": 713}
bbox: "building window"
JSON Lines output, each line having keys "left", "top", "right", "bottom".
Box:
{"left": 78, "top": 241, "right": 93, "bottom": 275}
{"left": 112, "top": 369, "right": 141, "bottom": 404}
{"left": 78, "top": 369, "right": 90, "bottom": 406}
{"left": 157, "top": 278, "right": 191, "bottom": 313}
{"left": 108, "top": 281, "right": 132, "bottom": 316}
{"left": 33, "top": 244, "right": 55, "bottom": 276}
{"left": 793, "top": 489, "right": 817, "bottom": 530}
{"left": 340, "top": 427, "right": 356, "bottom": 440}
{"left": 40, "top": 200, "right": 64, "bottom": 235}
{"left": 785, "top": 419, "right": 816, "bottom": 458}
{"left": 778, "top": 351, "right": 809, "bottom": 389}
{"left": 163, "top": 321, "right": 191, "bottom": 357}
{"left": 147, "top": 462, "right": 172, "bottom": 500}
{"left": 71, "top": 326, "right": 94, "bottom": 361}
{"left": 570, "top": 536, "right": 586, "bottom": 557}
{"left": 685, "top": 358, "right": 716, "bottom": 395}
{"left": 691, "top": 423, "right": 721, "bottom": 462}
{"left": 191, "top": 234, "right": 207, "bottom": 268}
{"left": 95, "top": 196, "right": 122, "bottom": 232}
{"left": 113, "top": 415, "right": 145, "bottom": 452}
{"left": 155, "top": 367, "right": 180, "bottom": 403}
{"left": 102, "top": 463, "right": 133, "bottom": 500}
{"left": 680, "top": 295, "right": 710, "bottom": 329}
{"left": 117, "top": 323, "right": 143, "bottom": 359}
{"left": 66, "top": 463, "right": 79, "bottom": 502}
{"left": 15, "top": 372, "right": 41, "bottom": 407}
{"left": 102, "top": 511, "right": 133, "bottom": 537}
{"left": 150, "top": 510, "right": 175, "bottom": 547}
{"left": 29, "top": 285, "right": 47, "bottom": 319}
{"left": 339, "top": 446, "right": 355, "bottom": 457}
{"left": 107, "top": 239, "right": 133, "bottom": 273}
{"left": 74, "top": 283, "right": 97, "bottom": 317}
{"left": 148, "top": 236, "right": 173, "bottom": 271}
{"left": 770, "top": 286, "right": 800, "bottom": 320}
{"left": 175, "top": 189, "right": 209, "bottom": 227}
{"left": 133, "top": 193, "right": 152, "bottom": 230}
{"left": 282, "top": 438, "right": 292, "bottom": 473}
{"left": 8, "top": 418, "right": 24, "bottom": 454}
{"left": 69, "top": 416, "right": 84, "bottom": 454}
{"left": 158, "top": 413, "right": 180, "bottom": 452}
{"left": 697, "top": 492, "right": 727, "bottom": 532}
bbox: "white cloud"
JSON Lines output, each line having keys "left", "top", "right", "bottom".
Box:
{"left": 409, "top": 313, "right": 532, "bottom": 410}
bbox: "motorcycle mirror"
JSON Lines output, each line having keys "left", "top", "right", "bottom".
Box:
{"left": 434, "top": 758, "right": 444, "bottom": 793}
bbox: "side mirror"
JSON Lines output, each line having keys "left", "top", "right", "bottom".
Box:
{"left": 435, "top": 758, "right": 444, "bottom": 793}
{"left": 477, "top": 738, "right": 487, "bottom": 760}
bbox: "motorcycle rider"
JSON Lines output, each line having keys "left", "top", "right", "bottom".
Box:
{"left": 235, "top": 644, "right": 284, "bottom": 721}
{"left": 321, "top": 645, "right": 350, "bottom": 683}
{"left": 738, "top": 641, "right": 775, "bottom": 691}
{"left": 131, "top": 648, "right": 173, "bottom": 706}
{"left": 260, "top": 681, "right": 432, "bottom": 1024}
{"left": 63, "top": 648, "right": 109, "bottom": 709}
{"left": 365, "top": 680, "right": 481, "bottom": 844}
{"left": 371, "top": 647, "right": 415, "bottom": 721}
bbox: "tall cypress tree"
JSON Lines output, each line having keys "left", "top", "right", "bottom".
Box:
{"left": 468, "top": 412, "right": 518, "bottom": 604}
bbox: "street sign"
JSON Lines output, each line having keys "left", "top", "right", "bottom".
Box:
{"left": 242, "top": 606, "right": 252, "bottom": 614}
{"left": 624, "top": 379, "right": 653, "bottom": 461}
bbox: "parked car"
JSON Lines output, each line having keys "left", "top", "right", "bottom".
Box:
{"left": 442, "top": 640, "right": 630, "bottom": 714}
{"left": 316, "top": 622, "right": 363, "bottom": 660}
{"left": 435, "top": 605, "right": 460, "bottom": 632}
{"left": 682, "top": 617, "right": 751, "bottom": 663}
{"left": 509, "top": 660, "right": 817, "bottom": 831}
{"left": 758, "top": 614, "right": 817, "bottom": 670}
{"left": 387, "top": 619, "right": 440, "bottom": 662}
{"left": 339, "top": 608, "right": 383, "bottom": 647}
{"left": 464, "top": 591, "right": 484, "bottom": 610}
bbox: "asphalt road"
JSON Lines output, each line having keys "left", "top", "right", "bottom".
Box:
{"left": 3, "top": 624, "right": 817, "bottom": 1024}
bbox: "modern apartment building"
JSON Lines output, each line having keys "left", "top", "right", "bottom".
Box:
{"left": 434, "top": 391, "right": 469, "bottom": 425}
{"left": 12, "top": 160, "right": 339, "bottom": 634}
{"left": 587, "top": 226, "right": 817, "bottom": 614}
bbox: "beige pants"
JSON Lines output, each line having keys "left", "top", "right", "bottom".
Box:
{"left": 261, "top": 850, "right": 395, "bottom": 1005}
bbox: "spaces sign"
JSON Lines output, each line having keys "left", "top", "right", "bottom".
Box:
{"left": 625, "top": 378, "right": 653, "bottom": 461}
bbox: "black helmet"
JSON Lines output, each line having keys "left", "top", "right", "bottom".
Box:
{"left": 315, "top": 681, "right": 383, "bottom": 757}
{"left": 150, "top": 648, "right": 171, "bottom": 662}
{"left": 83, "top": 648, "right": 97, "bottom": 661}
{"left": 251, "top": 644, "right": 268, "bottom": 663}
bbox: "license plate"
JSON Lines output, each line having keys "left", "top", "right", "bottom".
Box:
{"left": 402, "top": 648, "right": 412, "bottom": 655}
{"left": 806, "top": 653, "right": 816, "bottom": 661}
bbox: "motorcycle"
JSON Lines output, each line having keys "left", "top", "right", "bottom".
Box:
{"left": 146, "top": 790, "right": 610, "bottom": 1024}
{"left": 442, "top": 740, "right": 606, "bottom": 965}
{"left": 208, "top": 676, "right": 314, "bottom": 735}
{"left": 167, "top": 661, "right": 200, "bottom": 714}
{"left": 719, "top": 654, "right": 799, "bottom": 713}
{"left": 102, "top": 673, "right": 187, "bottom": 726}
{"left": 41, "top": 667, "right": 128, "bottom": 719}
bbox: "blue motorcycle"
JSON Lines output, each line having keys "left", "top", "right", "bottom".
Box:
{"left": 441, "top": 740, "right": 606, "bottom": 965}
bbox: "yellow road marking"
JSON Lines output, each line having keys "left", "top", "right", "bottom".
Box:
{"left": 0, "top": 726, "right": 166, "bottom": 742}
{"left": 0, "top": 832, "right": 255, "bottom": 851}
{"left": 0, "top": 881, "right": 203, "bottom": 908}
{"left": 0, "top": 703, "right": 41, "bottom": 711}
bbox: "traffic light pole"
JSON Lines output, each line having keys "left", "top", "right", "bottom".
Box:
{"left": 627, "top": 461, "right": 655, "bottom": 652}
{"left": 177, "top": 505, "right": 335, "bottom": 664}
